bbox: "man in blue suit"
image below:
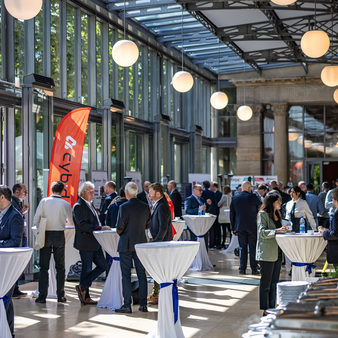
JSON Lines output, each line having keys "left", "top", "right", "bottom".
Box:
{"left": 99, "top": 181, "right": 118, "bottom": 224}
{"left": 185, "top": 184, "right": 209, "bottom": 245}
{"left": 230, "top": 181, "right": 261, "bottom": 275}
{"left": 0, "top": 185, "right": 24, "bottom": 337}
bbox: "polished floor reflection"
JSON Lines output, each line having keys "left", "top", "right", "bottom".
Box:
{"left": 14, "top": 250, "right": 264, "bottom": 338}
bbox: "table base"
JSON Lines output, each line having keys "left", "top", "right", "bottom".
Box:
{"left": 147, "top": 285, "right": 184, "bottom": 338}
{"left": 97, "top": 260, "right": 123, "bottom": 310}
{"left": 292, "top": 265, "right": 316, "bottom": 281}
{"left": 189, "top": 237, "right": 213, "bottom": 271}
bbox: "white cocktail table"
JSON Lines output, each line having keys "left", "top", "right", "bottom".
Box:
{"left": 93, "top": 229, "right": 123, "bottom": 310}
{"left": 172, "top": 219, "right": 185, "bottom": 241}
{"left": 135, "top": 241, "right": 199, "bottom": 338}
{"left": 276, "top": 233, "right": 327, "bottom": 281}
{"left": 0, "top": 248, "right": 33, "bottom": 338}
{"left": 183, "top": 215, "right": 216, "bottom": 271}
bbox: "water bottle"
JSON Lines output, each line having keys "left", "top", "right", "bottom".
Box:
{"left": 299, "top": 216, "right": 305, "bottom": 234}
{"left": 198, "top": 205, "right": 203, "bottom": 216}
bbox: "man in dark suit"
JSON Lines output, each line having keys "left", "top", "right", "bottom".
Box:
{"left": 147, "top": 182, "right": 172, "bottom": 305}
{"left": 115, "top": 182, "right": 151, "bottom": 314}
{"left": 230, "top": 181, "right": 261, "bottom": 275}
{"left": 211, "top": 182, "right": 223, "bottom": 249}
{"left": 168, "top": 180, "right": 182, "bottom": 217}
{"left": 73, "top": 181, "right": 110, "bottom": 305}
{"left": 202, "top": 180, "right": 217, "bottom": 248}
{"left": 137, "top": 181, "right": 151, "bottom": 207}
{"left": 99, "top": 181, "right": 118, "bottom": 224}
{"left": 0, "top": 185, "right": 24, "bottom": 337}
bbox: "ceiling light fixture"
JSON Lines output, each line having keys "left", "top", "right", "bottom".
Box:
{"left": 112, "top": 1, "right": 139, "bottom": 67}
{"left": 300, "top": 0, "right": 330, "bottom": 58}
{"left": 271, "top": 0, "right": 296, "bottom": 5}
{"left": 4, "top": 0, "right": 42, "bottom": 20}
{"left": 172, "top": 7, "right": 194, "bottom": 93}
{"left": 210, "top": 40, "right": 228, "bottom": 109}
{"left": 237, "top": 61, "right": 252, "bottom": 121}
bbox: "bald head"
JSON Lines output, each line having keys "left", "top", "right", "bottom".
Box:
{"left": 143, "top": 181, "right": 151, "bottom": 193}
{"left": 242, "top": 181, "right": 252, "bottom": 192}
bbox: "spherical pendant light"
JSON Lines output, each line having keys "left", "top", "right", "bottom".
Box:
{"left": 4, "top": 0, "right": 42, "bottom": 20}
{"left": 334, "top": 88, "right": 338, "bottom": 104}
{"left": 172, "top": 71, "right": 194, "bottom": 93}
{"left": 236, "top": 105, "right": 253, "bottom": 121}
{"left": 301, "top": 30, "right": 330, "bottom": 58}
{"left": 210, "top": 92, "right": 228, "bottom": 109}
{"left": 321, "top": 66, "right": 338, "bottom": 87}
{"left": 288, "top": 128, "right": 299, "bottom": 142}
{"left": 112, "top": 40, "right": 139, "bottom": 67}
{"left": 271, "top": 0, "right": 296, "bottom": 5}
{"left": 304, "top": 140, "right": 313, "bottom": 148}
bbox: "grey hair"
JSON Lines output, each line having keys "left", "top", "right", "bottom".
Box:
{"left": 125, "top": 182, "right": 138, "bottom": 197}
{"left": 78, "top": 181, "right": 95, "bottom": 196}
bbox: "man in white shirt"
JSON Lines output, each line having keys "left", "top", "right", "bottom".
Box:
{"left": 34, "top": 181, "right": 74, "bottom": 304}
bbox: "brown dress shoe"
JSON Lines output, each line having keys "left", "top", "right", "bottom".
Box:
{"left": 75, "top": 285, "right": 86, "bottom": 305}
{"left": 85, "top": 297, "right": 98, "bottom": 305}
{"left": 147, "top": 295, "right": 158, "bottom": 305}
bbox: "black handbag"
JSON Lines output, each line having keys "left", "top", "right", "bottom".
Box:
{"left": 67, "top": 261, "right": 82, "bottom": 281}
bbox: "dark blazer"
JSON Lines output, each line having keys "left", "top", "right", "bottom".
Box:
{"left": 106, "top": 198, "right": 128, "bottom": 228}
{"left": 0, "top": 205, "right": 24, "bottom": 248}
{"left": 73, "top": 198, "right": 102, "bottom": 251}
{"left": 150, "top": 197, "right": 172, "bottom": 242}
{"left": 202, "top": 189, "right": 217, "bottom": 215}
{"left": 137, "top": 191, "right": 148, "bottom": 205}
{"left": 230, "top": 191, "right": 261, "bottom": 233}
{"left": 99, "top": 191, "right": 118, "bottom": 223}
{"left": 170, "top": 189, "right": 182, "bottom": 217}
{"left": 116, "top": 198, "right": 151, "bottom": 252}
{"left": 323, "top": 209, "right": 338, "bottom": 264}
{"left": 184, "top": 195, "right": 206, "bottom": 215}
{"left": 11, "top": 196, "right": 23, "bottom": 214}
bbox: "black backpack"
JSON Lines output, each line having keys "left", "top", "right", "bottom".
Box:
{"left": 67, "top": 261, "right": 82, "bottom": 281}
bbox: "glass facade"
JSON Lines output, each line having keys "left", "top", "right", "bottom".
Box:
{"left": 288, "top": 104, "right": 338, "bottom": 185}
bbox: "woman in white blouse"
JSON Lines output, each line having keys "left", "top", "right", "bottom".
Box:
{"left": 285, "top": 186, "right": 316, "bottom": 232}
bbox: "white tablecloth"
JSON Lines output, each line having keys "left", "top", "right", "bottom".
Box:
{"left": 220, "top": 235, "right": 239, "bottom": 254}
{"left": 276, "top": 233, "right": 327, "bottom": 281}
{"left": 172, "top": 220, "right": 185, "bottom": 241}
{"left": 135, "top": 241, "right": 199, "bottom": 338}
{"left": 183, "top": 215, "right": 216, "bottom": 271}
{"left": 32, "top": 226, "right": 80, "bottom": 298}
{"left": 0, "top": 248, "right": 33, "bottom": 338}
{"left": 93, "top": 229, "right": 122, "bottom": 310}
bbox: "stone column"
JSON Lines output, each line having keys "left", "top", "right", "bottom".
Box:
{"left": 235, "top": 104, "right": 263, "bottom": 176}
{"left": 273, "top": 103, "right": 289, "bottom": 185}
{"left": 190, "top": 125, "right": 203, "bottom": 173}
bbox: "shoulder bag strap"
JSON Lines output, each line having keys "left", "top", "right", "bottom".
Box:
{"left": 42, "top": 199, "right": 46, "bottom": 218}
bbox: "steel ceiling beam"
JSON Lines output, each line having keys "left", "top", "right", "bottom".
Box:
{"left": 185, "top": 7, "right": 263, "bottom": 74}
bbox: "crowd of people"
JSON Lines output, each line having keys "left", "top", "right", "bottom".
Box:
{"left": 1, "top": 176, "right": 338, "bottom": 335}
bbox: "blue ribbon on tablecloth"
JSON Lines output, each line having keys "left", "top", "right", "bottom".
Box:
{"left": 292, "top": 262, "right": 316, "bottom": 274}
{"left": 0, "top": 295, "right": 10, "bottom": 307}
{"left": 109, "top": 256, "right": 120, "bottom": 265}
{"left": 196, "top": 235, "right": 205, "bottom": 239}
{"left": 160, "top": 279, "right": 178, "bottom": 324}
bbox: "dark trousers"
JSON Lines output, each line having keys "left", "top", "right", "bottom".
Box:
{"left": 319, "top": 217, "right": 330, "bottom": 228}
{"left": 38, "top": 231, "right": 65, "bottom": 299}
{"left": 79, "top": 248, "right": 107, "bottom": 298}
{"left": 220, "top": 223, "right": 232, "bottom": 245}
{"left": 5, "top": 285, "right": 15, "bottom": 336}
{"left": 119, "top": 251, "right": 147, "bottom": 307}
{"left": 238, "top": 231, "right": 257, "bottom": 272}
{"left": 209, "top": 218, "right": 221, "bottom": 247}
{"left": 259, "top": 254, "right": 282, "bottom": 310}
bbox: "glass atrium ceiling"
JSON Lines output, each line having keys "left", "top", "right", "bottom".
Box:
{"left": 102, "top": 0, "right": 338, "bottom": 75}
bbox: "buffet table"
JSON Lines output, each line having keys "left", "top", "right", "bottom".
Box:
{"left": 32, "top": 225, "right": 80, "bottom": 298}
{"left": 0, "top": 248, "right": 33, "bottom": 338}
{"left": 135, "top": 241, "right": 199, "bottom": 338}
{"left": 276, "top": 233, "right": 327, "bottom": 281}
{"left": 183, "top": 215, "right": 215, "bottom": 271}
{"left": 93, "top": 229, "right": 123, "bottom": 310}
